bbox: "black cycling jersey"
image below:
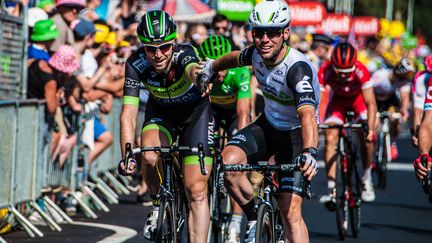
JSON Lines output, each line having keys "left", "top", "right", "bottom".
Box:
{"left": 123, "top": 44, "right": 202, "bottom": 106}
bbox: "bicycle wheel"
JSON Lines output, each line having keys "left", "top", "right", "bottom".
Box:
{"left": 335, "top": 154, "right": 349, "bottom": 240}
{"left": 376, "top": 133, "right": 389, "bottom": 189}
{"left": 255, "top": 203, "right": 275, "bottom": 243}
{"left": 349, "top": 154, "right": 362, "bottom": 237}
{"left": 156, "top": 197, "right": 177, "bottom": 243}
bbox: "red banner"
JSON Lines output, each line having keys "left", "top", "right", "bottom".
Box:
{"left": 316, "top": 14, "right": 352, "bottom": 35}
{"left": 352, "top": 16, "right": 380, "bottom": 36}
{"left": 288, "top": 2, "right": 327, "bottom": 27}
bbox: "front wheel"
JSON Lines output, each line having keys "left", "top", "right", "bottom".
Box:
{"left": 156, "top": 197, "right": 177, "bottom": 243}
{"left": 256, "top": 203, "right": 275, "bottom": 243}
{"left": 335, "top": 154, "right": 349, "bottom": 240}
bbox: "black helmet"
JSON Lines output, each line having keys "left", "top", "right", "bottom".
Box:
{"left": 137, "top": 10, "right": 177, "bottom": 43}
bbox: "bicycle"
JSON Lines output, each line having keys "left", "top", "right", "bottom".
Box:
{"left": 223, "top": 162, "right": 308, "bottom": 243}
{"left": 374, "top": 111, "right": 400, "bottom": 189}
{"left": 420, "top": 155, "right": 432, "bottom": 203}
{"left": 124, "top": 142, "right": 207, "bottom": 243}
{"left": 319, "top": 112, "right": 367, "bottom": 240}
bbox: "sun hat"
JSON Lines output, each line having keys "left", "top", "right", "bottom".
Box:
{"left": 71, "top": 19, "right": 96, "bottom": 39}
{"left": 55, "top": 0, "right": 85, "bottom": 8}
{"left": 28, "top": 7, "right": 49, "bottom": 28}
{"left": 31, "top": 19, "right": 59, "bottom": 42}
{"left": 94, "top": 23, "right": 110, "bottom": 43}
{"left": 49, "top": 45, "right": 80, "bottom": 74}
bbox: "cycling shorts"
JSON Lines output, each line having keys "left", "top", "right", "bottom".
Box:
{"left": 142, "top": 97, "right": 214, "bottom": 164}
{"left": 226, "top": 115, "right": 307, "bottom": 196}
{"left": 376, "top": 93, "right": 400, "bottom": 112}
{"left": 212, "top": 106, "right": 237, "bottom": 136}
{"left": 324, "top": 94, "right": 367, "bottom": 124}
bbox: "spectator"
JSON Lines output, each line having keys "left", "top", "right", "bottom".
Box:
{"left": 37, "top": 0, "right": 56, "bottom": 16}
{"left": 28, "top": 19, "right": 59, "bottom": 62}
{"left": 306, "top": 34, "right": 333, "bottom": 71}
{"left": 82, "top": 0, "right": 102, "bottom": 21}
{"left": 184, "top": 24, "right": 208, "bottom": 49}
{"left": 50, "top": 0, "right": 85, "bottom": 52}
{"left": 211, "top": 14, "right": 239, "bottom": 50}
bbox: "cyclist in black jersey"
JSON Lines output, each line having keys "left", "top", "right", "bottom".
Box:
{"left": 117, "top": 10, "right": 214, "bottom": 242}
{"left": 200, "top": 1, "right": 319, "bottom": 242}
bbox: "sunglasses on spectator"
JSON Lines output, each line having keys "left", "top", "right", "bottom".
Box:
{"left": 143, "top": 41, "right": 174, "bottom": 53}
{"left": 214, "top": 26, "right": 228, "bottom": 31}
{"left": 252, "top": 28, "right": 284, "bottom": 39}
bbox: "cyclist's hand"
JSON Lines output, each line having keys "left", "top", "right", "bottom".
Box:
{"left": 117, "top": 158, "right": 137, "bottom": 176}
{"left": 366, "top": 130, "right": 376, "bottom": 143}
{"left": 199, "top": 60, "right": 216, "bottom": 80}
{"left": 295, "top": 153, "right": 318, "bottom": 181}
{"left": 413, "top": 154, "right": 431, "bottom": 181}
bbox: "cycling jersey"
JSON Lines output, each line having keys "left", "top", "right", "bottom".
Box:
{"left": 370, "top": 68, "right": 411, "bottom": 102}
{"left": 413, "top": 71, "right": 431, "bottom": 110}
{"left": 210, "top": 66, "right": 251, "bottom": 110}
{"left": 123, "top": 44, "right": 201, "bottom": 106}
{"left": 238, "top": 45, "right": 320, "bottom": 130}
{"left": 425, "top": 78, "right": 432, "bottom": 111}
{"left": 318, "top": 61, "right": 372, "bottom": 98}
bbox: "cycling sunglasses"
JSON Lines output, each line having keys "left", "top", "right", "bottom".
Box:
{"left": 143, "top": 41, "right": 174, "bottom": 53}
{"left": 252, "top": 28, "right": 284, "bottom": 39}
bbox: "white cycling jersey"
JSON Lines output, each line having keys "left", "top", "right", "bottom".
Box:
{"left": 413, "top": 71, "right": 431, "bottom": 110}
{"left": 238, "top": 46, "right": 320, "bottom": 130}
{"left": 371, "top": 68, "right": 411, "bottom": 101}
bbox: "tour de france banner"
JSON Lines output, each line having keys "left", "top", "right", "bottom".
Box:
{"left": 216, "top": 0, "right": 255, "bottom": 22}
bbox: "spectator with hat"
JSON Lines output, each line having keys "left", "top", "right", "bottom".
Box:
{"left": 307, "top": 33, "right": 333, "bottom": 71}
{"left": 50, "top": 0, "right": 86, "bottom": 52}
{"left": 37, "top": 0, "right": 56, "bottom": 16}
{"left": 28, "top": 19, "right": 59, "bottom": 62}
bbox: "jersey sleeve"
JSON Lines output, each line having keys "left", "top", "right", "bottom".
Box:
{"left": 355, "top": 62, "right": 373, "bottom": 89}
{"left": 424, "top": 79, "right": 432, "bottom": 111}
{"left": 238, "top": 46, "right": 255, "bottom": 66}
{"left": 123, "top": 59, "right": 141, "bottom": 106}
{"left": 414, "top": 74, "right": 427, "bottom": 109}
{"left": 234, "top": 67, "right": 252, "bottom": 100}
{"left": 286, "top": 61, "right": 318, "bottom": 110}
{"left": 173, "top": 45, "right": 200, "bottom": 71}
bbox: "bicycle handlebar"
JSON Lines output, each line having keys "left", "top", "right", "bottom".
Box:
{"left": 223, "top": 163, "right": 297, "bottom": 172}
{"left": 124, "top": 142, "right": 208, "bottom": 175}
{"left": 319, "top": 123, "right": 366, "bottom": 129}
{"left": 379, "top": 111, "right": 401, "bottom": 120}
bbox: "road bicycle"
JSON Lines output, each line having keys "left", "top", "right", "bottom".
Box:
{"left": 124, "top": 142, "right": 207, "bottom": 243}
{"left": 375, "top": 111, "right": 400, "bottom": 189}
{"left": 319, "top": 111, "right": 367, "bottom": 240}
{"left": 223, "top": 162, "right": 307, "bottom": 243}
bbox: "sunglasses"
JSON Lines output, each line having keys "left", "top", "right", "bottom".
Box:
{"left": 252, "top": 28, "right": 284, "bottom": 39}
{"left": 215, "top": 26, "right": 228, "bottom": 31}
{"left": 143, "top": 41, "right": 174, "bottom": 53}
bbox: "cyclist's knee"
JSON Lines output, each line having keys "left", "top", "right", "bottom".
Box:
{"left": 325, "top": 130, "right": 338, "bottom": 145}
{"left": 279, "top": 194, "right": 303, "bottom": 224}
{"left": 185, "top": 182, "right": 207, "bottom": 204}
{"left": 142, "top": 152, "right": 158, "bottom": 167}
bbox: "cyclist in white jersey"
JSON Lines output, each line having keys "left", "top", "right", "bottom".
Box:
{"left": 201, "top": 1, "right": 319, "bottom": 242}
{"left": 370, "top": 58, "right": 415, "bottom": 159}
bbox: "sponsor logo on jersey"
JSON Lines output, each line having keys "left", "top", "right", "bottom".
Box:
{"left": 147, "top": 79, "right": 161, "bottom": 87}
{"left": 427, "top": 86, "right": 432, "bottom": 100}
{"left": 295, "top": 76, "right": 313, "bottom": 93}
{"left": 271, "top": 77, "right": 284, "bottom": 85}
{"left": 125, "top": 78, "right": 139, "bottom": 88}
{"left": 208, "top": 120, "right": 215, "bottom": 145}
{"left": 240, "top": 85, "right": 249, "bottom": 92}
{"left": 299, "top": 96, "right": 316, "bottom": 104}
{"left": 274, "top": 69, "right": 284, "bottom": 77}
{"left": 181, "top": 56, "right": 193, "bottom": 65}
{"left": 132, "top": 54, "right": 150, "bottom": 72}
{"left": 172, "top": 49, "right": 185, "bottom": 64}
{"left": 232, "top": 134, "right": 246, "bottom": 142}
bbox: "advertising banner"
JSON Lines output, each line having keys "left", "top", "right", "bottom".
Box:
{"left": 289, "top": 1, "right": 327, "bottom": 27}
{"left": 217, "top": 0, "right": 255, "bottom": 22}
{"left": 316, "top": 14, "right": 352, "bottom": 36}
{"left": 352, "top": 16, "right": 380, "bottom": 36}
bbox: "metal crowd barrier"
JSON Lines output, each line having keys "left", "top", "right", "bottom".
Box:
{"left": 0, "top": 99, "right": 127, "bottom": 239}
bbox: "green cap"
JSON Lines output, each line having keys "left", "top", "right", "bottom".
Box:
{"left": 37, "top": 0, "right": 55, "bottom": 9}
{"left": 31, "top": 19, "right": 59, "bottom": 42}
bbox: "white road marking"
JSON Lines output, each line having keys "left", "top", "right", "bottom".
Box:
{"left": 72, "top": 221, "right": 137, "bottom": 243}
{"left": 318, "top": 161, "right": 414, "bottom": 172}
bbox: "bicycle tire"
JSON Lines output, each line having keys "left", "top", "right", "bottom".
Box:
{"left": 156, "top": 197, "right": 177, "bottom": 243}
{"left": 256, "top": 203, "right": 275, "bottom": 243}
{"left": 377, "top": 133, "right": 389, "bottom": 189}
{"left": 349, "top": 152, "right": 362, "bottom": 237}
{"left": 335, "top": 153, "right": 349, "bottom": 240}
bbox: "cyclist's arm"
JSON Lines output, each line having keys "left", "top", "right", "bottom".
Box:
{"left": 235, "top": 67, "right": 252, "bottom": 130}
{"left": 177, "top": 45, "right": 201, "bottom": 85}
{"left": 361, "top": 87, "right": 377, "bottom": 136}
{"left": 399, "top": 86, "right": 411, "bottom": 119}
{"left": 212, "top": 46, "right": 255, "bottom": 72}
{"left": 419, "top": 109, "right": 432, "bottom": 154}
{"left": 287, "top": 61, "right": 319, "bottom": 149}
{"left": 120, "top": 61, "right": 141, "bottom": 157}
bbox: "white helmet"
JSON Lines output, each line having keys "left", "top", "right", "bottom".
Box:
{"left": 248, "top": 0, "right": 291, "bottom": 28}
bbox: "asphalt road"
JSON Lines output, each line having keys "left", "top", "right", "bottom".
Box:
{"left": 3, "top": 137, "right": 432, "bottom": 243}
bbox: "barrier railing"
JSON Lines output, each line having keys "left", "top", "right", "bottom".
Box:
{"left": 0, "top": 99, "right": 127, "bottom": 239}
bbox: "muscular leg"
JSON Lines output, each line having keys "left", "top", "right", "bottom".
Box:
{"left": 358, "top": 130, "right": 374, "bottom": 175}
{"left": 223, "top": 146, "right": 255, "bottom": 206}
{"left": 324, "top": 127, "right": 340, "bottom": 183}
{"left": 183, "top": 163, "right": 212, "bottom": 243}
{"left": 140, "top": 129, "right": 170, "bottom": 195}
{"left": 278, "top": 193, "right": 309, "bottom": 243}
